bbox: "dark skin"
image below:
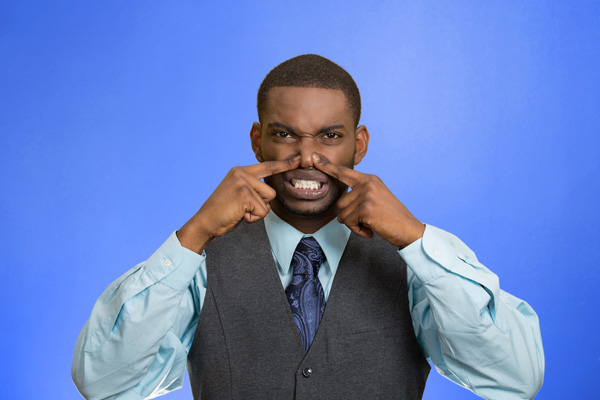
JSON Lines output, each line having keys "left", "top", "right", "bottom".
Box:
{"left": 178, "top": 87, "right": 425, "bottom": 253}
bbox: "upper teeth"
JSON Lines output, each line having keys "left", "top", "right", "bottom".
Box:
{"left": 292, "top": 179, "right": 321, "bottom": 190}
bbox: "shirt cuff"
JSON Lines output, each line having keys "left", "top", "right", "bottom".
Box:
{"left": 141, "top": 231, "right": 206, "bottom": 293}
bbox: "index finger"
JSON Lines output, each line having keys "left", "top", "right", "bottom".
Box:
{"left": 311, "top": 152, "right": 363, "bottom": 188}
{"left": 246, "top": 155, "right": 301, "bottom": 179}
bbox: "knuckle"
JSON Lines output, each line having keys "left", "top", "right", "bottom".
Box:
{"left": 364, "top": 190, "right": 377, "bottom": 201}
{"left": 233, "top": 178, "right": 248, "bottom": 190}
{"left": 256, "top": 206, "right": 268, "bottom": 217}
{"left": 236, "top": 185, "right": 252, "bottom": 197}
{"left": 364, "top": 179, "right": 378, "bottom": 189}
{"left": 229, "top": 166, "right": 245, "bottom": 178}
{"left": 361, "top": 200, "right": 376, "bottom": 213}
{"left": 244, "top": 197, "right": 257, "bottom": 209}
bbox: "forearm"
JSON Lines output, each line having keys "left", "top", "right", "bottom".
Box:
{"left": 402, "top": 225, "right": 544, "bottom": 400}
{"left": 72, "top": 232, "right": 206, "bottom": 399}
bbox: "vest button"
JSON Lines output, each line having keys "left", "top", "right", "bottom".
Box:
{"left": 302, "top": 367, "right": 313, "bottom": 378}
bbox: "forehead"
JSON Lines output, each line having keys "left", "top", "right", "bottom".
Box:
{"left": 263, "top": 87, "right": 352, "bottom": 129}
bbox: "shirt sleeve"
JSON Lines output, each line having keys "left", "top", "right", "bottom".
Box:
{"left": 72, "top": 232, "right": 207, "bottom": 400}
{"left": 399, "top": 225, "right": 545, "bottom": 400}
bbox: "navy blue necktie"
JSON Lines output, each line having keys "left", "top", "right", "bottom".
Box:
{"left": 285, "top": 237, "right": 327, "bottom": 352}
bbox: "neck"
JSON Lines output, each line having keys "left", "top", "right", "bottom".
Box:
{"left": 270, "top": 202, "right": 338, "bottom": 234}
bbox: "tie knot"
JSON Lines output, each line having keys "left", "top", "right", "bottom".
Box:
{"left": 291, "top": 237, "right": 326, "bottom": 276}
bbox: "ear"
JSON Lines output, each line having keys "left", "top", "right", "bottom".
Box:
{"left": 353, "top": 125, "right": 370, "bottom": 165}
{"left": 250, "top": 122, "right": 263, "bottom": 162}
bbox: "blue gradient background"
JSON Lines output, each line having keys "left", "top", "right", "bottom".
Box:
{"left": 1, "top": 1, "right": 598, "bottom": 399}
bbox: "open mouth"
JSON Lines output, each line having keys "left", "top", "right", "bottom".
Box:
{"left": 283, "top": 177, "right": 329, "bottom": 200}
{"left": 282, "top": 170, "right": 329, "bottom": 200}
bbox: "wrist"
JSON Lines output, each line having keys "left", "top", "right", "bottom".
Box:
{"left": 395, "top": 222, "right": 426, "bottom": 249}
{"left": 178, "top": 216, "right": 213, "bottom": 254}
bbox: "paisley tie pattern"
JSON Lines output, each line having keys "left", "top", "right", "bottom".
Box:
{"left": 285, "top": 237, "right": 327, "bottom": 352}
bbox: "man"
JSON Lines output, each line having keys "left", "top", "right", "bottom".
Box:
{"left": 72, "top": 54, "right": 544, "bottom": 399}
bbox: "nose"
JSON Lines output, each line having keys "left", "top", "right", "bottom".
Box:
{"left": 297, "top": 138, "right": 316, "bottom": 169}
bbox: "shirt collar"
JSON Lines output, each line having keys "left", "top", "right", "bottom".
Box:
{"left": 263, "top": 210, "right": 351, "bottom": 275}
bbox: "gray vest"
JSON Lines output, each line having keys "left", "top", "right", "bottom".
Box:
{"left": 187, "top": 220, "right": 430, "bottom": 399}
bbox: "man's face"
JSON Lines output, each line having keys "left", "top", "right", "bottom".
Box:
{"left": 251, "top": 87, "right": 368, "bottom": 220}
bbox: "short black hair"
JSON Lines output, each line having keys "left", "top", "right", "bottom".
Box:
{"left": 257, "top": 54, "right": 361, "bottom": 127}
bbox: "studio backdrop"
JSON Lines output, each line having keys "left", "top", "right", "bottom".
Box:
{"left": 1, "top": 1, "right": 598, "bottom": 399}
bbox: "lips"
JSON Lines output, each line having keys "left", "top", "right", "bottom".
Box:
{"left": 285, "top": 170, "right": 328, "bottom": 184}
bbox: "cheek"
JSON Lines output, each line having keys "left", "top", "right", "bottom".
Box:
{"left": 322, "top": 146, "right": 356, "bottom": 167}
{"left": 260, "top": 143, "right": 295, "bottom": 162}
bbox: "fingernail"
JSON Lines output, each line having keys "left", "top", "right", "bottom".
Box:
{"left": 312, "top": 153, "right": 320, "bottom": 162}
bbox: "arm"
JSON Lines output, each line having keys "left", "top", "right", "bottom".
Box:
{"left": 311, "top": 154, "right": 544, "bottom": 399}
{"left": 72, "top": 158, "right": 301, "bottom": 399}
{"left": 401, "top": 225, "right": 544, "bottom": 399}
{"left": 72, "top": 232, "right": 206, "bottom": 400}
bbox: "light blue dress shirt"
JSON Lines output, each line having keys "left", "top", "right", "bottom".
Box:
{"left": 72, "top": 212, "right": 544, "bottom": 400}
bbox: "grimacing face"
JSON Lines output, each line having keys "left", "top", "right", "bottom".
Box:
{"left": 250, "top": 87, "right": 369, "bottom": 220}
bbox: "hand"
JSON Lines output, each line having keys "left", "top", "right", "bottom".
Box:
{"left": 178, "top": 156, "right": 301, "bottom": 253}
{"left": 312, "top": 153, "right": 425, "bottom": 248}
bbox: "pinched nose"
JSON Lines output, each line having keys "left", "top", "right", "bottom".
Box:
{"left": 298, "top": 148, "right": 315, "bottom": 169}
{"left": 296, "top": 140, "right": 322, "bottom": 170}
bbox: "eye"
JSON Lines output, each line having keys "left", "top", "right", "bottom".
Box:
{"left": 324, "top": 132, "right": 341, "bottom": 139}
{"left": 274, "top": 131, "right": 292, "bottom": 138}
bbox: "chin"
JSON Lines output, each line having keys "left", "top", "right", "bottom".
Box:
{"left": 276, "top": 194, "right": 338, "bottom": 218}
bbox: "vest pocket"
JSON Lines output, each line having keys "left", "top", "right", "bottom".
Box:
{"left": 324, "top": 321, "right": 428, "bottom": 398}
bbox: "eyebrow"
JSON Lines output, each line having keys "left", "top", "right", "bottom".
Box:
{"left": 267, "top": 122, "right": 345, "bottom": 136}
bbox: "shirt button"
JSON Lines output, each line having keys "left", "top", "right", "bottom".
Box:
{"left": 302, "top": 367, "right": 313, "bottom": 378}
{"left": 163, "top": 259, "right": 172, "bottom": 267}
{"left": 433, "top": 249, "right": 441, "bottom": 258}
